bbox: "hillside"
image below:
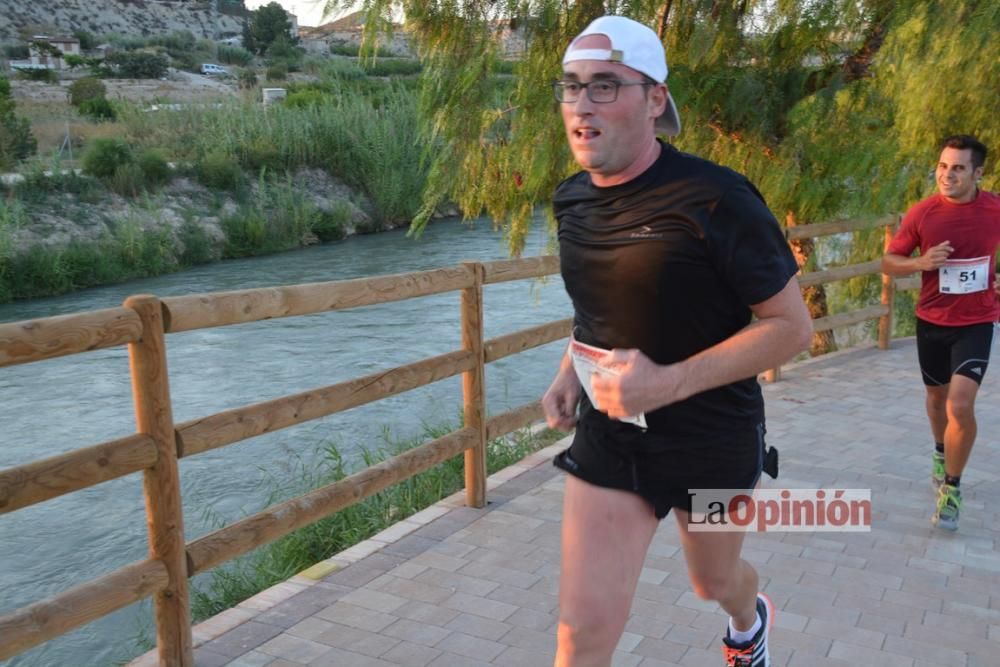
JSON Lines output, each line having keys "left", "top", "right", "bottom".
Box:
{"left": 0, "top": 0, "right": 245, "bottom": 42}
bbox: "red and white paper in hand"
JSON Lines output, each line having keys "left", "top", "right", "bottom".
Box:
{"left": 569, "top": 337, "right": 648, "bottom": 429}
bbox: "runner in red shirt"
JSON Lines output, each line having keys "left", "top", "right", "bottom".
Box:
{"left": 883, "top": 135, "right": 1000, "bottom": 531}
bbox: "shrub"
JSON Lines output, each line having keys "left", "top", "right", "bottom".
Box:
{"left": 3, "top": 44, "right": 29, "bottom": 59}
{"left": 177, "top": 220, "right": 217, "bottom": 265}
{"left": 137, "top": 149, "right": 171, "bottom": 186}
{"left": 220, "top": 209, "right": 269, "bottom": 257}
{"left": 63, "top": 54, "right": 88, "bottom": 69}
{"left": 78, "top": 97, "right": 117, "bottom": 120}
{"left": 265, "top": 63, "right": 287, "bottom": 81}
{"left": 328, "top": 41, "right": 397, "bottom": 58}
{"left": 238, "top": 68, "right": 258, "bottom": 89}
{"left": 196, "top": 151, "right": 243, "bottom": 190}
{"left": 360, "top": 58, "right": 422, "bottom": 77}
{"left": 0, "top": 76, "right": 37, "bottom": 169}
{"left": 105, "top": 51, "right": 169, "bottom": 79}
{"left": 218, "top": 44, "right": 254, "bottom": 66}
{"left": 312, "top": 203, "right": 351, "bottom": 242}
{"left": 149, "top": 30, "right": 197, "bottom": 54}
{"left": 69, "top": 76, "right": 108, "bottom": 108}
{"left": 17, "top": 68, "right": 59, "bottom": 83}
{"left": 241, "top": 137, "right": 283, "bottom": 172}
{"left": 283, "top": 89, "right": 329, "bottom": 108}
{"left": 73, "top": 30, "right": 97, "bottom": 51}
{"left": 320, "top": 58, "right": 365, "bottom": 81}
{"left": 328, "top": 41, "right": 359, "bottom": 57}
{"left": 109, "top": 162, "right": 146, "bottom": 196}
{"left": 0, "top": 113, "right": 37, "bottom": 169}
{"left": 15, "top": 167, "right": 98, "bottom": 201}
{"left": 171, "top": 52, "right": 199, "bottom": 73}
{"left": 82, "top": 138, "right": 134, "bottom": 179}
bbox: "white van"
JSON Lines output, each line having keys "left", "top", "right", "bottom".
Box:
{"left": 200, "top": 63, "right": 229, "bottom": 76}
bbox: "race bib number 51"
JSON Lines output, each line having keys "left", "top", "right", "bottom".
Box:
{"left": 939, "top": 256, "right": 990, "bottom": 294}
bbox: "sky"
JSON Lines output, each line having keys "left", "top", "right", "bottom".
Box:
{"left": 244, "top": 0, "right": 351, "bottom": 28}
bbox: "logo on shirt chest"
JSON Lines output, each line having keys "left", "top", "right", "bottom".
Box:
{"left": 629, "top": 225, "right": 664, "bottom": 239}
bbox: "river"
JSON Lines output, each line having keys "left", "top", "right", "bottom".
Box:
{"left": 0, "top": 219, "right": 571, "bottom": 667}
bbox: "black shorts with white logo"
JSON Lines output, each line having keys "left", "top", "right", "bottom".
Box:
{"left": 552, "top": 415, "right": 766, "bottom": 519}
{"left": 916, "top": 318, "right": 996, "bottom": 386}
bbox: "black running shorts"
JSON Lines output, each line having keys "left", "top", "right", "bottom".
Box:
{"left": 553, "top": 417, "right": 766, "bottom": 519}
{"left": 916, "top": 318, "right": 996, "bottom": 386}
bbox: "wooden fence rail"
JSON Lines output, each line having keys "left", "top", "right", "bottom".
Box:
{"left": 763, "top": 214, "right": 907, "bottom": 381}
{"left": 0, "top": 256, "right": 566, "bottom": 665}
{"left": 0, "top": 219, "right": 916, "bottom": 664}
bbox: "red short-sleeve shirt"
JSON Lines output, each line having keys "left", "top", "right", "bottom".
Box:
{"left": 887, "top": 191, "right": 1000, "bottom": 326}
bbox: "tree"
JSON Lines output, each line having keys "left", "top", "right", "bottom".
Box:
{"left": 0, "top": 77, "right": 37, "bottom": 170}
{"left": 329, "top": 0, "right": 999, "bottom": 354}
{"left": 104, "top": 51, "right": 170, "bottom": 79}
{"left": 244, "top": 2, "right": 299, "bottom": 56}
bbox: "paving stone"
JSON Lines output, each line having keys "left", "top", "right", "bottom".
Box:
{"left": 487, "top": 583, "right": 558, "bottom": 614}
{"left": 424, "top": 652, "right": 493, "bottom": 667}
{"left": 828, "top": 640, "right": 914, "bottom": 666}
{"left": 223, "top": 652, "right": 276, "bottom": 667}
{"left": 339, "top": 588, "right": 410, "bottom": 614}
{"left": 491, "top": 645, "right": 556, "bottom": 666}
{"left": 372, "top": 575, "right": 455, "bottom": 605}
{"left": 803, "top": 617, "right": 885, "bottom": 649}
{"left": 255, "top": 585, "right": 353, "bottom": 629}
{"left": 631, "top": 636, "right": 689, "bottom": 662}
{"left": 193, "top": 647, "right": 237, "bottom": 667}
{"left": 415, "top": 566, "right": 499, "bottom": 596}
{"left": 382, "top": 535, "right": 442, "bottom": 559}
{"left": 443, "top": 613, "right": 511, "bottom": 641}
{"left": 497, "top": 625, "right": 557, "bottom": 653}
{"left": 380, "top": 618, "right": 452, "bottom": 647}
{"left": 257, "top": 634, "right": 332, "bottom": 663}
{"left": 504, "top": 607, "right": 557, "bottom": 633}
{"left": 441, "top": 591, "right": 518, "bottom": 621}
{"left": 202, "top": 621, "right": 286, "bottom": 658}
{"left": 304, "top": 647, "right": 396, "bottom": 666}
{"left": 314, "top": 602, "right": 397, "bottom": 633}
{"left": 433, "top": 631, "right": 506, "bottom": 661}
{"left": 457, "top": 559, "right": 542, "bottom": 589}
{"left": 378, "top": 641, "right": 442, "bottom": 667}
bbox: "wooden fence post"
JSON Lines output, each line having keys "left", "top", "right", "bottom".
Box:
{"left": 125, "top": 295, "right": 192, "bottom": 667}
{"left": 461, "top": 263, "right": 488, "bottom": 508}
{"left": 878, "top": 219, "right": 898, "bottom": 350}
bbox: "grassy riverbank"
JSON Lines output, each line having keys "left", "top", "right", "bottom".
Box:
{"left": 186, "top": 424, "right": 564, "bottom": 624}
{"left": 0, "top": 61, "right": 442, "bottom": 304}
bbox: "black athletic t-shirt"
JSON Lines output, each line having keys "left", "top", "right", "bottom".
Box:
{"left": 554, "top": 141, "right": 799, "bottom": 440}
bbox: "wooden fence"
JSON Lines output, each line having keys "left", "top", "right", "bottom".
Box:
{"left": 0, "top": 256, "right": 570, "bottom": 666}
{"left": 0, "top": 219, "right": 916, "bottom": 665}
{"left": 763, "top": 214, "right": 916, "bottom": 380}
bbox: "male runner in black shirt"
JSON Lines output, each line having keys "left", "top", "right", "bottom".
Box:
{"left": 542, "top": 15, "right": 812, "bottom": 667}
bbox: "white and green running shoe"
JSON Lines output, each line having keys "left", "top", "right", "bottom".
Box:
{"left": 931, "top": 451, "right": 945, "bottom": 490}
{"left": 932, "top": 483, "right": 961, "bottom": 531}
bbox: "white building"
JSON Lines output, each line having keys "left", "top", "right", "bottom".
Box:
{"left": 10, "top": 35, "right": 82, "bottom": 71}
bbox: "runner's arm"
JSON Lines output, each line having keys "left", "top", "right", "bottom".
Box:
{"left": 542, "top": 343, "right": 582, "bottom": 430}
{"left": 592, "top": 276, "right": 811, "bottom": 418}
{"left": 669, "top": 275, "right": 813, "bottom": 401}
{"left": 882, "top": 240, "right": 954, "bottom": 275}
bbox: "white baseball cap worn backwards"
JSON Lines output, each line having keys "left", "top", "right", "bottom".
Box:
{"left": 563, "top": 15, "right": 682, "bottom": 137}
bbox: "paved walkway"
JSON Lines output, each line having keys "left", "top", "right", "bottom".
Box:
{"left": 133, "top": 338, "right": 1000, "bottom": 667}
